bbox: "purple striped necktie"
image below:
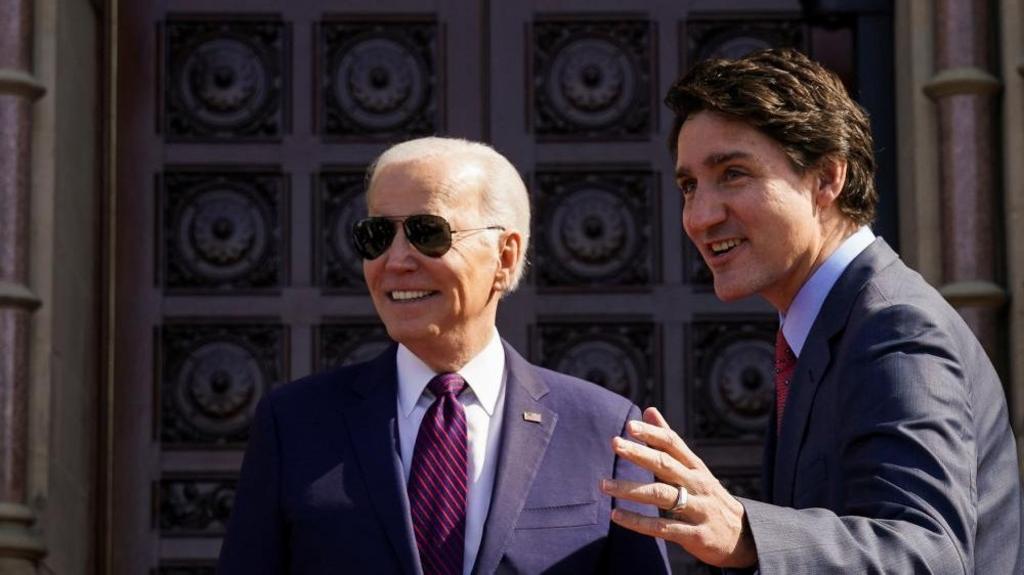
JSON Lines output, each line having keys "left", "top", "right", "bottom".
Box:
{"left": 408, "top": 372, "right": 468, "bottom": 575}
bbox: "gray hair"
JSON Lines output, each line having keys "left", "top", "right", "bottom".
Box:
{"left": 366, "top": 137, "right": 531, "bottom": 292}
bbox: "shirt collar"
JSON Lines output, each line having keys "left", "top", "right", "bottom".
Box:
{"left": 396, "top": 328, "right": 505, "bottom": 417}
{"left": 781, "top": 226, "right": 875, "bottom": 357}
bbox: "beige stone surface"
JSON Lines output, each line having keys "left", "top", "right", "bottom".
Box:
{"left": 28, "top": 0, "right": 100, "bottom": 573}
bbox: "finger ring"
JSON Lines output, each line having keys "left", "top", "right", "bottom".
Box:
{"left": 671, "top": 485, "right": 688, "bottom": 511}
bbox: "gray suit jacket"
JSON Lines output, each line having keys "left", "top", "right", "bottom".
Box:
{"left": 739, "top": 239, "right": 1024, "bottom": 574}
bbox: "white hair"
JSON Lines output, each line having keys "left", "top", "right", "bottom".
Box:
{"left": 366, "top": 137, "right": 531, "bottom": 292}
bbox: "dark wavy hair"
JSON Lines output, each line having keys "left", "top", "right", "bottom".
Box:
{"left": 665, "top": 48, "right": 877, "bottom": 225}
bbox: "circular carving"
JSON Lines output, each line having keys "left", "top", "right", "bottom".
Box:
{"left": 547, "top": 37, "right": 636, "bottom": 128}
{"left": 178, "top": 36, "right": 275, "bottom": 131}
{"left": 549, "top": 186, "right": 638, "bottom": 280}
{"left": 177, "top": 183, "right": 270, "bottom": 281}
{"left": 553, "top": 338, "right": 642, "bottom": 400}
{"left": 211, "top": 485, "right": 236, "bottom": 523}
{"left": 173, "top": 340, "right": 265, "bottom": 437}
{"left": 329, "top": 191, "right": 368, "bottom": 282}
{"left": 707, "top": 339, "right": 774, "bottom": 431}
{"left": 334, "top": 36, "right": 428, "bottom": 130}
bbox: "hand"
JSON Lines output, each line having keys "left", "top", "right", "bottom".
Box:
{"left": 601, "top": 407, "right": 757, "bottom": 569}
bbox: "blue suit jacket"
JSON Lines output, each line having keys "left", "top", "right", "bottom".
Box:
{"left": 218, "top": 340, "right": 669, "bottom": 574}
{"left": 739, "top": 239, "right": 1024, "bottom": 573}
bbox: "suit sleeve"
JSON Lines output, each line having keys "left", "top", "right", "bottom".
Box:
{"left": 218, "top": 394, "right": 287, "bottom": 574}
{"left": 605, "top": 404, "right": 672, "bottom": 574}
{"left": 742, "top": 303, "right": 980, "bottom": 574}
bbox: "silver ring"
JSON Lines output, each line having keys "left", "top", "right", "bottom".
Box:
{"left": 670, "top": 485, "right": 688, "bottom": 512}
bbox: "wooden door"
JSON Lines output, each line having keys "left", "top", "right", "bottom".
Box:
{"left": 110, "top": 1, "right": 892, "bottom": 573}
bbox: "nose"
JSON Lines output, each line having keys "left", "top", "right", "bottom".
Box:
{"left": 382, "top": 225, "right": 419, "bottom": 271}
{"left": 682, "top": 187, "right": 726, "bottom": 237}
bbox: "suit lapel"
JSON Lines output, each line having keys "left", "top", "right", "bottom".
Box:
{"left": 772, "top": 239, "right": 899, "bottom": 504}
{"left": 340, "top": 345, "right": 420, "bottom": 575}
{"left": 472, "top": 342, "right": 557, "bottom": 575}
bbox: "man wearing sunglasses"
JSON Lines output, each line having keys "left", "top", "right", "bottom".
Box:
{"left": 219, "top": 137, "right": 670, "bottom": 574}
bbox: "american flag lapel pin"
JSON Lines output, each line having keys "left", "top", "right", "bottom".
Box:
{"left": 522, "top": 411, "right": 543, "bottom": 423}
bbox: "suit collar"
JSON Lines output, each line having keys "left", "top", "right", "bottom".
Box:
{"left": 472, "top": 341, "right": 556, "bottom": 575}
{"left": 781, "top": 226, "right": 876, "bottom": 356}
{"left": 340, "top": 345, "right": 422, "bottom": 575}
{"left": 772, "top": 238, "right": 899, "bottom": 504}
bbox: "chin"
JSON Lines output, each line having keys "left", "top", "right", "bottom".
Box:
{"left": 712, "top": 279, "right": 755, "bottom": 303}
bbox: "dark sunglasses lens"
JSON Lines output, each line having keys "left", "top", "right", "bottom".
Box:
{"left": 405, "top": 215, "right": 452, "bottom": 257}
{"left": 352, "top": 218, "right": 396, "bottom": 260}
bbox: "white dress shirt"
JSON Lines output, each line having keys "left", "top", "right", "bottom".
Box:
{"left": 780, "top": 226, "right": 876, "bottom": 355}
{"left": 396, "top": 329, "right": 507, "bottom": 575}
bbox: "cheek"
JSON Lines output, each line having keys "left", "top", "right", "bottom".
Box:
{"left": 362, "top": 260, "right": 381, "bottom": 286}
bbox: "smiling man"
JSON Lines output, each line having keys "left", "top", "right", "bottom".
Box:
{"left": 601, "top": 49, "right": 1024, "bottom": 573}
{"left": 218, "top": 137, "right": 669, "bottom": 575}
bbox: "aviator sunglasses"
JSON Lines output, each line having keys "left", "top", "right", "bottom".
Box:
{"left": 352, "top": 214, "right": 505, "bottom": 260}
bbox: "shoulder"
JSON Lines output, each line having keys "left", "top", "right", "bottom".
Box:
{"left": 847, "top": 261, "right": 975, "bottom": 360}
{"left": 528, "top": 363, "right": 638, "bottom": 420}
{"left": 261, "top": 349, "right": 393, "bottom": 416}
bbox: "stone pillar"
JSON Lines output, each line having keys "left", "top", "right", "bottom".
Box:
{"left": 0, "top": 0, "right": 46, "bottom": 570}
{"left": 924, "top": 0, "right": 1005, "bottom": 366}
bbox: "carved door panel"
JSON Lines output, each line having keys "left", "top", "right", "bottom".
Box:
{"left": 111, "top": 1, "right": 892, "bottom": 573}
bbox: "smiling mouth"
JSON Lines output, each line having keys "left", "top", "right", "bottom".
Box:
{"left": 389, "top": 290, "right": 437, "bottom": 302}
{"left": 708, "top": 238, "right": 744, "bottom": 256}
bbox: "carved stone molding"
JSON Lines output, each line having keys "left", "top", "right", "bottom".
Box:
{"left": 0, "top": 0, "right": 47, "bottom": 565}
{"left": 317, "top": 322, "right": 392, "bottom": 371}
{"left": 160, "top": 168, "right": 286, "bottom": 292}
{"left": 164, "top": 18, "right": 288, "bottom": 141}
{"left": 317, "top": 170, "right": 369, "bottom": 291}
{"left": 319, "top": 19, "right": 439, "bottom": 139}
{"left": 685, "top": 17, "right": 803, "bottom": 68}
{"left": 534, "top": 168, "right": 656, "bottom": 289}
{"left": 158, "top": 323, "right": 285, "bottom": 447}
{"left": 532, "top": 18, "right": 653, "bottom": 139}
{"left": 157, "top": 476, "right": 237, "bottom": 536}
{"left": 532, "top": 320, "right": 657, "bottom": 406}
{"left": 688, "top": 318, "right": 776, "bottom": 442}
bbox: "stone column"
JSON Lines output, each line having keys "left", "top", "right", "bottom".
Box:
{"left": 924, "top": 0, "right": 1005, "bottom": 366}
{"left": 0, "top": 0, "right": 46, "bottom": 571}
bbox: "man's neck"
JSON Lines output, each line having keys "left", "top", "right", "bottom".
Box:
{"left": 405, "top": 327, "right": 498, "bottom": 373}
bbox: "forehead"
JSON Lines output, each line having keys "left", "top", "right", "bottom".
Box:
{"left": 368, "top": 157, "right": 486, "bottom": 216}
{"left": 674, "top": 111, "right": 783, "bottom": 169}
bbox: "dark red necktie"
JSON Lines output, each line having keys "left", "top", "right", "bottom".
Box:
{"left": 774, "top": 330, "right": 797, "bottom": 434}
{"left": 408, "top": 373, "right": 468, "bottom": 575}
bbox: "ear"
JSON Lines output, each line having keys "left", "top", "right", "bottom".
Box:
{"left": 492, "top": 230, "right": 523, "bottom": 291}
{"left": 813, "top": 156, "right": 848, "bottom": 210}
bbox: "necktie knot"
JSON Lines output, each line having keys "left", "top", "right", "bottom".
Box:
{"left": 428, "top": 372, "right": 466, "bottom": 397}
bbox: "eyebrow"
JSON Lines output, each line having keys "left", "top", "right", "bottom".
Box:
{"left": 675, "top": 150, "right": 753, "bottom": 179}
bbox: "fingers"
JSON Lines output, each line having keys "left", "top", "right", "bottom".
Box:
{"left": 610, "top": 508, "right": 696, "bottom": 542}
{"left": 600, "top": 479, "right": 685, "bottom": 511}
{"left": 612, "top": 436, "right": 692, "bottom": 484}
{"left": 626, "top": 410, "right": 706, "bottom": 471}
{"left": 643, "top": 406, "right": 671, "bottom": 428}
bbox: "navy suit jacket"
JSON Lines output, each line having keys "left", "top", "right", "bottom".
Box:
{"left": 218, "top": 340, "right": 669, "bottom": 574}
{"left": 738, "top": 239, "right": 1024, "bottom": 573}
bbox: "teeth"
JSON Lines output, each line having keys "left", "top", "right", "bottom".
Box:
{"left": 390, "top": 290, "right": 433, "bottom": 301}
{"left": 711, "top": 239, "right": 742, "bottom": 254}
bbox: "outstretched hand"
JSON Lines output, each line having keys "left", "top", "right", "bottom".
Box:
{"left": 600, "top": 407, "right": 757, "bottom": 569}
